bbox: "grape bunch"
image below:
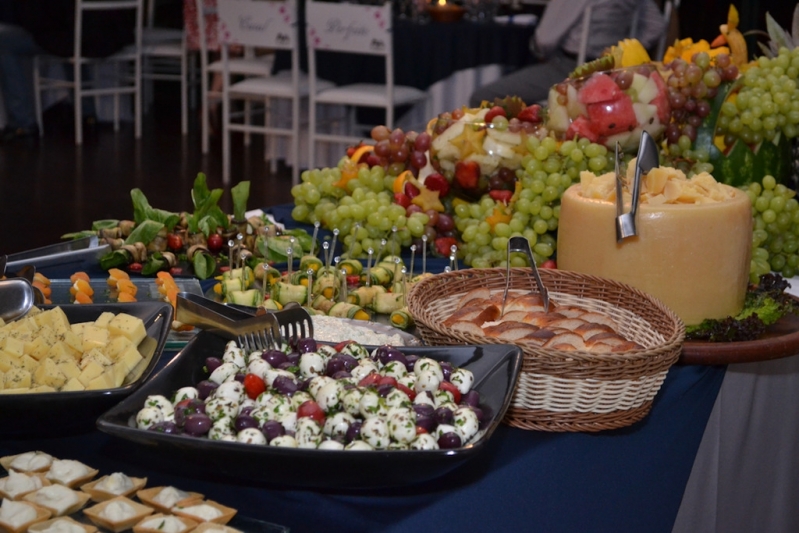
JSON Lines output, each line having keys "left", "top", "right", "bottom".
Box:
{"left": 455, "top": 136, "right": 611, "bottom": 268}
{"left": 745, "top": 174, "right": 799, "bottom": 281}
{"left": 716, "top": 47, "right": 799, "bottom": 146}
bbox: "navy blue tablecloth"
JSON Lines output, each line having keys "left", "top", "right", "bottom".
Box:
{"left": 1, "top": 362, "right": 725, "bottom": 533}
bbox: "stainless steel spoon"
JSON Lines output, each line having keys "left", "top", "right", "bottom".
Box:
{"left": 0, "top": 278, "right": 35, "bottom": 322}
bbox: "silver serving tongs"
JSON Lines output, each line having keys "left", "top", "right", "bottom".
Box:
{"left": 176, "top": 292, "right": 282, "bottom": 352}
{"left": 615, "top": 131, "right": 659, "bottom": 242}
{"left": 501, "top": 236, "right": 550, "bottom": 316}
{"left": 0, "top": 278, "right": 35, "bottom": 322}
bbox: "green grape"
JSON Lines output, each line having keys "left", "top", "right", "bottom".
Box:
{"left": 532, "top": 219, "right": 548, "bottom": 234}
{"left": 762, "top": 209, "right": 777, "bottom": 224}
{"left": 494, "top": 223, "right": 511, "bottom": 238}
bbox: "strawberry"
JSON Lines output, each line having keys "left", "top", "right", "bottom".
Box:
{"left": 424, "top": 172, "right": 450, "bottom": 197}
{"left": 404, "top": 181, "right": 421, "bottom": 199}
{"left": 435, "top": 237, "right": 458, "bottom": 257}
{"left": 516, "top": 104, "right": 543, "bottom": 123}
{"left": 484, "top": 105, "right": 507, "bottom": 125}
{"left": 454, "top": 160, "right": 480, "bottom": 190}
{"left": 541, "top": 259, "right": 557, "bottom": 269}
{"left": 394, "top": 192, "right": 411, "bottom": 208}
{"left": 489, "top": 190, "right": 513, "bottom": 204}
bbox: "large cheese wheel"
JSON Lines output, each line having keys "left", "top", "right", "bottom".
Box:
{"left": 556, "top": 185, "right": 752, "bottom": 326}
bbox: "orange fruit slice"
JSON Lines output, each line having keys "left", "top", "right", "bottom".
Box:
{"left": 117, "top": 291, "right": 137, "bottom": 303}
{"left": 70, "top": 271, "right": 90, "bottom": 283}
{"left": 74, "top": 291, "right": 93, "bottom": 304}
{"left": 69, "top": 278, "right": 94, "bottom": 297}
{"left": 32, "top": 281, "right": 52, "bottom": 298}
{"left": 116, "top": 279, "right": 138, "bottom": 297}
{"left": 33, "top": 272, "right": 51, "bottom": 286}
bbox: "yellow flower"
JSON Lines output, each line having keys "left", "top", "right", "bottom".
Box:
{"left": 615, "top": 39, "right": 651, "bottom": 68}
{"left": 663, "top": 38, "right": 730, "bottom": 64}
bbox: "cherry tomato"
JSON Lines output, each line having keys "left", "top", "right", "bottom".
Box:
{"left": 396, "top": 382, "right": 416, "bottom": 401}
{"left": 357, "top": 373, "right": 381, "bottom": 388}
{"left": 128, "top": 262, "right": 143, "bottom": 273}
{"left": 439, "top": 381, "right": 462, "bottom": 404}
{"left": 377, "top": 376, "right": 398, "bottom": 388}
{"left": 415, "top": 425, "right": 429, "bottom": 435}
{"left": 541, "top": 259, "right": 557, "bottom": 269}
{"left": 335, "top": 340, "right": 354, "bottom": 352}
{"left": 242, "top": 373, "right": 266, "bottom": 400}
{"left": 169, "top": 266, "right": 183, "bottom": 276}
{"left": 167, "top": 233, "right": 183, "bottom": 251}
{"left": 297, "top": 400, "right": 325, "bottom": 423}
{"left": 219, "top": 265, "right": 230, "bottom": 273}
{"left": 346, "top": 275, "right": 360, "bottom": 287}
{"left": 207, "top": 233, "right": 224, "bottom": 253}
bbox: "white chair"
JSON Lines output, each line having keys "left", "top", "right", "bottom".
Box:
{"left": 194, "top": 0, "right": 275, "bottom": 154}
{"left": 33, "top": 0, "right": 143, "bottom": 145}
{"left": 305, "top": 1, "right": 427, "bottom": 169}
{"left": 217, "top": 0, "right": 330, "bottom": 184}
{"left": 138, "top": 0, "right": 191, "bottom": 134}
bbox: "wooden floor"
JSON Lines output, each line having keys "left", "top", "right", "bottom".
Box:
{"left": 0, "top": 89, "right": 295, "bottom": 255}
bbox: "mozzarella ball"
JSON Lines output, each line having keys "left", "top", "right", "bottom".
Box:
{"left": 387, "top": 408, "right": 416, "bottom": 444}
{"left": 237, "top": 398, "right": 256, "bottom": 415}
{"left": 299, "top": 352, "right": 326, "bottom": 378}
{"left": 381, "top": 361, "right": 407, "bottom": 379}
{"left": 360, "top": 417, "right": 390, "bottom": 449}
{"left": 308, "top": 376, "right": 335, "bottom": 399}
{"left": 433, "top": 389, "right": 454, "bottom": 406}
{"left": 204, "top": 397, "right": 239, "bottom": 422}
{"left": 413, "top": 390, "right": 436, "bottom": 408}
{"left": 384, "top": 388, "right": 411, "bottom": 409}
{"left": 259, "top": 395, "right": 291, "bottom": 421}
{"left": 245, "top": 349, "right": 264, "bottom": 365}
{"left": 208, "top": 417, "right": 235, "bottom": 440}
{"left": 223, "top": 344, "right": 246, "bottom": 369}
{"left": 388, "top": 442, "right": 410, "bottom": 450}
{"left": 414, "top": 370, "right": 441, "bottom": 393}
{"left": 315, "top": 381, "right": 341, "bottom": 413}
{"left": 247, "top": 359, "right": 272, "bottom": 381}
{"left": 450, "top": 368, "right": 475, "bottom": 395}
{"left": 214, "top": 381, "right": 245, "bottom": 404}
{"left": 278, "top": 411, "right": 298, "bottom": 433}
{"left": 237, "top": 427, "right": 267, "bottom": 445}
{"left": 172, "top": 387, "right": 198, "bottom": 405}
{"left": 341, "top": 388, "right": 364, "bottom": 417}
{"left": 144, "top": 395, "right": 174, "bottom": 418}
{"left": 289, "top": 391, "right": 314, "bottom": 411}
{"left": 136, "top": 407, "right": 164, "bottom": 430}
{"left": 341, "top": 343, "right": 369, "bottom": 360}
{"left": 350, "top": 365, "right": 375, "bottom": 383}
{"left": 435, "top": 423, "right": 458, "bottom": 441}
{"left": 317, "top": 345, "right": 338, "bottom": 358}
{"left": 359, "top": 389, "right": 388, "bottom": 419}
{"left": 264, "top": 368, "right": 295, "bottom": 388}
{"left": 410, "top": 433, "right": 439, "bottom": 450}
{"left": 209, "top": 362, "right": 239, "bottom": 384}
{"left": 453, "top": 407, "right": 480, "bottom": 444}
{"left": 295, "top": 418, "right": 323, "bottom": 449}
{"left": 397, "top": 374, "right": 416, "bottom": 391}
{"left": 344, "top": 440, "right": 374, "bottom": 451}
{"left": 270, "top": 435, "right": 298, "bottom": 448}
{"left": 323, "top": 412, "right": 356, "bottom": 439}
{"left": 318, "top": 439, "right": 345, "bottom": 450}
{"left": 414, "top": 358, "right": 444, "bottom": 381}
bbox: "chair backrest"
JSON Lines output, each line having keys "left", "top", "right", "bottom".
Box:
{"left": 305, "top": 1, "right": 392, "bottom": 57}
{"left": 216, "top": 0, "right": 298, "bottom": 51}
{"left": 74, "top": 0, "right": 144, "bottom": 59}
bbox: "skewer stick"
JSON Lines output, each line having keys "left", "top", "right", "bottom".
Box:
{"left": 366, "top": 247, "right": 374, "bottom": 288}
{"left": 309, "top": 221, "right": 320, "bottom": 257}
{"left": 306, "top": 268, "right": 314, "bottom": 307}
{"left": 227, "top": 239, "right": 235, "bottom": 270}
{"left": 329, "top": 229, "right": 340, "bottom": 268}
{"left": 286, "top": 246, "right": 294, "bottom": 279}
{"left": 322, "top": 241, "right": 330, "bottom": 272}
{"left": 421, "top": 234, "right": 428, "bottom": 276}
{"left": 340, "top": 268, "right": 348, "bottom": 302}
{"left": 450, "top": 244, "right": 458, "bottom": 271}
{"left": 409, "top": 244, "right": 416, "bottom": 278}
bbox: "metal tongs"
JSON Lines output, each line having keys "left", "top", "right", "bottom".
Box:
{"left": 0, "top": 278, "right": 35, "bottom": 323}
{"left": 615, "top": 131, "right": 660, "bottom": 242}
{"left": 501, "top": 236, "right": 550, "bottom": 316}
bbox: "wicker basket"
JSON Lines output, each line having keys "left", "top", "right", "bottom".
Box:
{"left": 406, "top": 268, "right": 685, "bottom": 432}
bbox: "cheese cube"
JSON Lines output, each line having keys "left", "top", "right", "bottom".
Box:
{"left": 107, "top": 313, "right": 147, "bottom": 346}
{"left": 25, "top": 335, "right": 52, "bottom": 361}
{"left": 1, "top": 337, "right": 25, "bottom": 357}
{"left": 81, "top": 325, "right": 110, "bottom": 353}
{"left": 31, "top": 385, "right": 57, "bottom": 393}
{"left": 80, "top": 348, "right": 113, "bottom": 369}
{"left": 19, "top": 355, "right": 39, "bottom": 373}
{"left": 0, "top": 388, "right": 31, "bottom": 394}
{"left": 48, "top": 341, "right": 74, "bottom": 361}
{"left": 61, "top": 330, "right": 83, "bottom": 355}
{"left": 33, "top": 358, "right": 66, "bottom": 389}
{"left": 4, "top": 368, "right": 31, "bottom": 389}
{"left": 105, "top": 336, "right": 136, "bottom": 361}
{"left": 94, "top": 312, "right": 117, "bottom": 329}
{"left": 47, "top": 307, "right": 71, "bottom": 335}
{"left": 57, "top": 359, "right": 81, "bottom": 381}
{"left": 78, "top": 361, "right": 105, "bottom": 387}
{"left": 116, "top": 346, "right": 143, "bottom": 376}
{"left": 0, "top": 372, "right": 3, "bottom": 390}
{"left": 87, "top": 369, "right": 116, "bottom": 390}
{"left": 61, "top": 377, "right": 85, "bottom": 392}
{"left": 0, "top": 352, "right": 20, "bottom": 373}
{"left": 71, "top": 322, "right": 88, "bottom": 337}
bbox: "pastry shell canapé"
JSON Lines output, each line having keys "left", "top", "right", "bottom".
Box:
{"left": 23, "top": 484, "right": 91, "bottom": 517}
{"left": 133, "top": 513, "right": 198, "bottom": 533}
{"left": 27, "top": 516, "right": 98, "bottom": 533}
{"left": 81, "top": 474, "right": 147, "bottom": 502}
{"left": 0, "top": 452, "right": 55, "bottom": 474}
{"left": 192, "top": 522, "right": 244, "bottom": 533}
{"left": 0, "top": 500, "right": 52, "bottom": 533}
{"left": 0, "top": 472, "right": 51, "bottom": 501}
{"left": 83, "top": 496, "right": 154, "bottom": 533}
{"left": 44, "top": 459, "right": 99, "bottom": 489}
{"left": 136, "top": 486, "right": 204, "bottom": 514}
{"left": 171, "top": 500, "right": 237, "bottom": 525}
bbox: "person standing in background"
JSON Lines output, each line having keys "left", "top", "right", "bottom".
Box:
{"left": 469, "top": 0, "right": 667, "bottom": 108}
{"left": 0, "top": 1, "right": 134, "bottom": 143}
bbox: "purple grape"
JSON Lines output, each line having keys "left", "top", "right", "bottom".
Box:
{"left": 204, "top": 357, "right": 222, "bottom": 374}
{"left": 234, "top": 414, "right": 259, "bottom": 432}
{"left": 196, "top": 380, "right": 218, "bottom": 400}
{"left": 234, "top": 373, "right": 246, "bottom": 383}
{"left": 278, "top": 361, "right": 296, "bottom": 371}
{"left": 296, "top": 338, "right": 317, "bottom": 353}
{"left": 472, "top": 407, "right": 489, "bottom": 429}
{"left": 345, "top": 420, "right": 363, "bottom": 443}
{"left": 149, "top": 421, "right": 180, "bottom": 434}
{"left": 263, "top": 350, "right": 288, "bottom": 367}
{"left": 239, "top": 405, "right": 254, "bottom": 417}
{"left": 326, "top": 357, "right": 346, "bottom": 377}
{"left": 183, "top": 413, "right": 212, "bottom": 436}
{"left": 337, "top": 353, "right": 358, "bottom": 372}
{"left": 440, "top": 361, "right": 453, "bottom": 382}
{"left": 273, "top": 375, "right": 299, "bottom": 395}
{"left": 382, "top": 349, "right": 407, "bottom": 367}
{"left": 262, "top": 420, "right": 285, "bottom": 442}
{"left": 412, "top": 403, "right": 435, "bottom": 418}
{"left": 331, "top": 370, "right": 352, "bottom": 380}
{"left": 377, "top": 383, "right": 395, "bottom": 397}
{"left": 434, "top": 406, "right": 454, "bottom": 425}
{"left": 298, "top": 377, "right": 312, "bottom": 392}
{"left": 286, "top": 353, "right": 300, "bottom": 366}
{"left": 437, "top": 431, "right": 462, "bottom": 449}
{"left": 404, "top": 354, "right": 419, "bottom": 373}
{"left": 415, "top": 414, "right": 435, "bottom": 433}
{"left": 461, "top": 390, "right": 480, "bottom": 408}
{"left": 373, "top": 345, "right": 391, "bottom": 362}
{"left": 479, "top": 405, "right": 493, "bottom": 429}
{"left": 174, "top": 399, "right": 206, "bottom": 427}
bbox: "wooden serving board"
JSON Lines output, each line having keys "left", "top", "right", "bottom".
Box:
{"left": 680, "top": 311, "right": 799, "bottom": 365}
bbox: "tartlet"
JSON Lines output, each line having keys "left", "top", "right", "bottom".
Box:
{"left": 192, "top": 523, "right": 244, "bottom": 533}
{"left": 136, "top": 486, "right": 203, "bottom": 514}
{"left": 27, "top": 516, "right": 98, "bottom": 533}
{"left": 0, "top": 499, "right": 51, "bottom": 533}
{"left": 0, "top": 452, "right": 55, "bottom": 474}
{"left": 23, "top": 484, "right": 91, "bottom": 517}
{"left": 83, "top": 496, "right": 154, "bottom": 533}
{"left": 133, "top": 513, "right": 198, "bottom": 533}
{"left": 45, "top": 459, "right": 98, "bottom": 489}
{"left": 171, "top": 500, "right": 236, "bottom": 525}
{"left": 0, "top": 471, "right": 50, "bottom": 500}
{"left": 81, "top": 473, "right": 147, "bottom": 502}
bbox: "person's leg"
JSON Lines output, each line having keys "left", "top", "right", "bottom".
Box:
{"left": 0, "top": 23, "right": 41, "bottom": 137}
{"left": 469, "top": 53, "right": 577, "bottom": 108}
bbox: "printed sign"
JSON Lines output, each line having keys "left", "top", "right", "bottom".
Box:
{"left": 217, "top": 0, "right": 296, "bottom": 49}
{"left": 306, "top": 1, "right": 391, "bottom": 56}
